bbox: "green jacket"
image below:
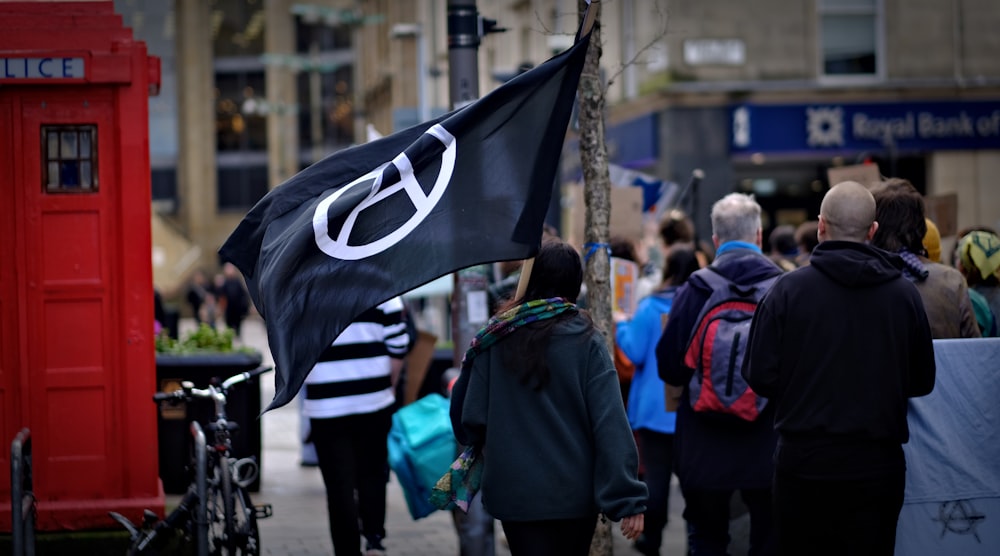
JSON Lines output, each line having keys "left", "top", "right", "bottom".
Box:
{"left": 450, "top": 312, "right": 647, "bottom": 521}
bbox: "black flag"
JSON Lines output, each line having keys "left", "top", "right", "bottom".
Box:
{"left": 220, "top": 32, "right": 591, "bottom": 411}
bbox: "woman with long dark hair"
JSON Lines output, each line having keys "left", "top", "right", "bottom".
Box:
{"left": 450, "top": 240, "right": 647, "bottom": 555}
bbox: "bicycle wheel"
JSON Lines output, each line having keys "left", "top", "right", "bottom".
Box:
{"left": 206, "top": 457, "right": 235, "bottom": 555}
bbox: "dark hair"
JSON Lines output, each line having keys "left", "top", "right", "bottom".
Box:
{"left": 609, "top": 236, "right": 637, "bottom": 262}
{"left": 659, "top": 209, "right": 695, "bottom": 246}
{"left": 768, "top": 225, "right": 798, "bottom": 256}
{"left": 498, "top": 240, "right": 587, "bottom": 390}
{"left": 871, "top": 178, "right": 927, "bottom": 254}
{"left": 795, "top": 220, "right": 820, "bottom": 254}
{"left": 661, "top": 243, "right": 700, "bottom": 286}
{"left": 517, "top": 240, "right": 584, "bottom": 304}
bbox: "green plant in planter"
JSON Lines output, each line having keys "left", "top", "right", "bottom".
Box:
{"left": 155, "top": 323, "right": 256, "bottom": 355}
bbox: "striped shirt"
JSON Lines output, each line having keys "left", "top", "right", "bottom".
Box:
{"left": 303, "top": 297, "right": 410, "bottom": 419}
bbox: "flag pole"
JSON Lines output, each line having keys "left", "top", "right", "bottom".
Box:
{"left": 579, "top": 0, "right": 598, "bottom": 38}
{"left": 514, "top": 1, "right": 598, "bottom": 303}
{"left": 514, "top": 257, "right": 533, "bottom": 301}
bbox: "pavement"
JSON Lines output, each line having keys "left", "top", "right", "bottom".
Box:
{"left": 178, "top": 315, "right": 690, "bottom": 555}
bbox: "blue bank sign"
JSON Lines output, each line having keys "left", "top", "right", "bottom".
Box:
{"left": 730, "top": 100, "right": 1000, "bottom": 154}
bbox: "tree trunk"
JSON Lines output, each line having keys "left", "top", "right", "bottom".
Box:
{"left": 577, "top": 2, "right": 614, "bottom": 554}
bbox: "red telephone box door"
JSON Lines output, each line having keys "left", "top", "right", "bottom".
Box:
{"left": 20, "top": 90, "right": 125, "bottom": 506}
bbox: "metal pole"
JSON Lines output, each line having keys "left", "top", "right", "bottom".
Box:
{"left": 447, "top": 4, "right": 495, "bottom": 555}
{"left": 447, "top": 0, "right": 480, "bottom": 108}
{"left": 191, "top": 422, "right": 209, "bottom": 556}
{"left": 10, "top": 428, "right": 34, "bottom": 556}
{"left": 448, "top": 0, "right": 488, "bottom": 371}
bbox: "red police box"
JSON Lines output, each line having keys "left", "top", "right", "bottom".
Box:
{"left": 0, "top": 1, "right": 164, "bottom": 530}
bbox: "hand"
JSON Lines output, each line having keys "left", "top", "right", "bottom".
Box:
{"left": 620, "top": 513, "right": 644, "bottom": 541}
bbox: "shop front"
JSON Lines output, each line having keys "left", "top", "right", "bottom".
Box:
{"left": 727, "top": 99, "right": 1000, "bottom": 238}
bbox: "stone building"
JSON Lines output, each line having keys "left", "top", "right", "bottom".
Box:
{"left": 116, "top": 0, "right": 999, "bottom": 297}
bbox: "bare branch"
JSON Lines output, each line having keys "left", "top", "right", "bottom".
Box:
{"left": 603, "top": 1, "right": 670, "bottom": 94}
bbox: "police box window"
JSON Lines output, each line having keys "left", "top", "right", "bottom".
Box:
{"left": 818, "top": 0, "right": 882, "bottom": 78}
{"left": 42, "top": 125, "right": 97, "bottom": 193}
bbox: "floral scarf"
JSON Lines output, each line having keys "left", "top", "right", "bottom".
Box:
{"left": 459, "top": 297, "right": 576, "bottom": 371}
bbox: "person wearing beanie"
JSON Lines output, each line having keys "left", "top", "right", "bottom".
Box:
{"left": 922, "top": 219, "right": 942, "bottom": 263}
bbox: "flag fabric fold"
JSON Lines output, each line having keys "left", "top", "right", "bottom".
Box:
{"left": 220, "top": 32, "right": 591, "bottom": 411}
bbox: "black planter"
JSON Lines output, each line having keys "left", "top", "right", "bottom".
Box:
{"left": 155, "top": 351, "right": 264, "bottom": 493}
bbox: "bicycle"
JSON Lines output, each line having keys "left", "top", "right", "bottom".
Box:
{"left": 111, "top": 366, "right": 274, "bottom": 555}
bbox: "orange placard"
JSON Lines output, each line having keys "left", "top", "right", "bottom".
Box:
{"left": 611, "top": 256, "right": 640, "bottom": 318}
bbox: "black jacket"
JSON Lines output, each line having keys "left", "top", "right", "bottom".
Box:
{"left": 743, "top": 241, "right": 936, "bottom": 479}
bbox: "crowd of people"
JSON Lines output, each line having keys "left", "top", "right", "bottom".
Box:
{"left": 166, "top": 262, "right": 251, "bottom": 338}
{"left": 623, "top": 179, "right": 993, "bottom": 556}
{"left": 295, "top": 175, "right": 996, "bottom": 556}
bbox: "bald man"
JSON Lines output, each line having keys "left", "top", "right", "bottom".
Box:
{"left": 742, "top": 181, "right": 936, "bottom": 556}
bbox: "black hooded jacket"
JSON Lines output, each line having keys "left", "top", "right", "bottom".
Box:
{"left": 743, "top": 240, "right": 936, "bottom": 479}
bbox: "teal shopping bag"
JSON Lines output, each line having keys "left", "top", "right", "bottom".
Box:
{"left": 387, "top": 393, "right": 457, "bottom": 519}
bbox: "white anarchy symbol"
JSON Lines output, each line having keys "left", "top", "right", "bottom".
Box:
{"left": 313, "top": 124, "right": 456, "bottom": 260}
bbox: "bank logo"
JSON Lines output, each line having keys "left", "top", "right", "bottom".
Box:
{"left": 313, "top": 124, "right": 457, "bottom": 260}
{"left": 733, "top": 106, "right": 751, "bottom": 148}
{"left": 806, "top": 106, "right": 845, "bottom": 147}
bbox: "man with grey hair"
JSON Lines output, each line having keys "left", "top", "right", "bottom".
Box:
{"left": 657, "top": 192, "right": 782, "bottom": 555}
{"left": 743, "top": 181, "right": 935, "bottom": 555}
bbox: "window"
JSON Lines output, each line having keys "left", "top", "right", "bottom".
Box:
{"left": 217, "top": 163, "right": 268, "bottom": 211}
{"left": 216, "top": 71, "right": 268, "bottom": 152}
{"left": 151, "top": 168, "right": 178, "bottom": 213}
{"left": 294, "top": 19, "right": 356, "bottom": 159}
{"left": 42, "top": 125, "right": 98, "bottom": 192}
{"left": 818, "top": 0, "right": 882, "bottom": 79}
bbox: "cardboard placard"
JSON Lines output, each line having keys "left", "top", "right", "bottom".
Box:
{"left": 561, "top": 184, "right": 645, "bottom": 249}
{"left": 610, "top": 257, "right": 640, "bottom": 318}
{"left": 826, "top": 163, "right": 882, "bottom": 189}
{"left": 924, "top": 193, "right": 958, "bottom": 237}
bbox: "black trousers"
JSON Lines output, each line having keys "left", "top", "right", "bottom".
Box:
{"left": 502, "top": 516, "right": 597, "bottom": 556}
{"left": 773, "top": 468, "right": 904, "bottom": 556}
{"left": 311, "top": 407, "right": 393, "bottom": 556}
{"left": 682, "top": 486, "right": 776, "bottom": 556}
{"left": 636, "top": 429, "right": 675, "bottom": 551}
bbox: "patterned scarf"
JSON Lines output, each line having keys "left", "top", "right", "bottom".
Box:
{"left": 898, "top": 247, "right": 929, "bottom": 283}
{"left": 460, "top": 297, "right": 575, "bottom": 370}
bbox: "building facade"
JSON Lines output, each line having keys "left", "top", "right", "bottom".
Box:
{"left": 118, "top": 0, "right": 999, "bottom": 297}
{"left": 640, "top": 0, "right": 1000, "bottom": 250}
{"left": 115, "top": 0, "right": 361, "bottom": 296}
